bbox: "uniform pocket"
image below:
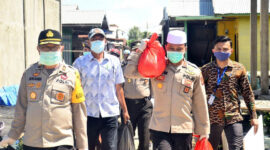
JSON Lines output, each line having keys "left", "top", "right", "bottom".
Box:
{"left": 136, "top": 79, "right": 149, "bottom": 89}
{"left": 176, "top": 78, "right": 193, "bottom": 97}
{"left": 51, "top": 85, "right": 71, "bottom": 104}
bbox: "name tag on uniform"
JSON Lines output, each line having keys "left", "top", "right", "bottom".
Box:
{"left": 182, "top": 79, "right": 193, "bottom": 88}
{"left": 208, "top": 94, "right": 215, "bottom": 105}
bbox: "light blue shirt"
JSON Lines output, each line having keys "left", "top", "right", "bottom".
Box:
{"left": 73, "top": 52, "right": 125, "bottom": 118}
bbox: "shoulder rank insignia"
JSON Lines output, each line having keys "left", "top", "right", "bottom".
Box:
{"left": 186, "top": 66, "right": 195, "bottom": 75}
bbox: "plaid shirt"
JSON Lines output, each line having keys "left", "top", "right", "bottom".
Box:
{"left": 201, "top": 60, "right": 257, "bottom": 126}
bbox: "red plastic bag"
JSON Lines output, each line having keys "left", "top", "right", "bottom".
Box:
{"left": 138, "top": 33, "right": 166, "bottom": 78}
{"left": 194, "top": 138, "right": 213, "bottom": 150}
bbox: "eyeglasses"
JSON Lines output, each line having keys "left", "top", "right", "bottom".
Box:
{"left": 39, "top": 45, "right": 60, "bottom": 51}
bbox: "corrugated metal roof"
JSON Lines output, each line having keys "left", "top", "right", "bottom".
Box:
{"left": 62, "top": 5, "right": 105, "bottom": 25}
{"left": 213, "top": 0, "right": 270, "bottom": 15}
{"left": 167, "top": 0, "right": 214, "bottom": 17}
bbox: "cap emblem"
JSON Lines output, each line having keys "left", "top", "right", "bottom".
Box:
{"left": 46, "top": 30, "right": 54, "bottom": 37}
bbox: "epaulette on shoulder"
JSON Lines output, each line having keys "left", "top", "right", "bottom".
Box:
{"left": 187, "top": 61, "right": 199, "bottom": 69}
{"left": 186, "top": 62, "right": 201, "bottom": 75}
{"left": 59, "top": 63, "right": 74, "bottom": 73}
{"left": 27, "top": 62, "right": 40, "bottom": 70}
{"left": 67, "top": 65, "right": 75, "bottom": 70}
{"left": 67, "top": 64, "right": 78, "bottom": 72}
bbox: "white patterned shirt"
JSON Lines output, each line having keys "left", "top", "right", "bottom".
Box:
{"left": 73, "top": 52, "right": 125, "bottom": 118}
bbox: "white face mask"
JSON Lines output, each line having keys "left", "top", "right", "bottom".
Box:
{"left": 39, "top": 51, "right": 62, "bottom": 66}
{"left": 91, "top": 40, "right": 105, "bottom": 54}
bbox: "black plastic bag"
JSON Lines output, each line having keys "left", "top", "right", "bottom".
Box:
{"left": 117, "top": 121, "right": 135, "bottom": 150}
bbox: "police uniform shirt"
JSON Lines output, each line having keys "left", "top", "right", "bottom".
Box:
{"left": 122, "top": 62, "right": 150, "bottom": 99}
{"left": 124, "top": 52, "right": 210, "bottom": 135}
{"left": 8, "top": 62, "right": 88, "bottom": 149}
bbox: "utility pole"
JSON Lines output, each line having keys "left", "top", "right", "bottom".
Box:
{"left": 260, "top": 0, "right": 269, "bottom": 94}
{"left": 250, "top": 0, "right": 257, "bottom": 89}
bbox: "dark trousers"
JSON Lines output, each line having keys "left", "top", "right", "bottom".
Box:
{"left": 87, "top": 116, "right": 118, "bottom": 150}
{"left": 209, "top": 122, "right": 243, "bottom": 150}
{"left": 150, "top": 130, "right": 192, "bottom": 150}
{"left": 125, "top": 98, "right": 153, "bottom": 150}
{"left": 22, "top": 145, "right": 73, "bottom": 150}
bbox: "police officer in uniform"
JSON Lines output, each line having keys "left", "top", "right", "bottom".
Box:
{"left": 0, "top": 29, "right": 88, "bottom": 150}
{"left": 124, "top": 30, "right": 210, "bottom": 150}
{"left": 122, "top": 41, "right": 152, "bottom": 150}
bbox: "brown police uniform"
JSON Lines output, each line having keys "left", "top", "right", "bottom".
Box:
{"left": 124, "top": 52, "right": 210, "bottom": 135}
{"left": 122, "top": 62, "right": 152, "bottom": 150}
{"left": 122, "top": 62, "right": 150, "bottom": 99}
{"left": 123, "top": 78, "right": 150, "bottom": 99}
{"left": 8, "top": 62, "right": 88, "bottom": 149}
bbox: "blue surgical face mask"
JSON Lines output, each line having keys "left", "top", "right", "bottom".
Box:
{"left": 167, "top": 51, "right": 184, "bottom": 64}
{"left": 91, "top": 40, "right": 105, "bottom": 54}
{"left": 214, "top": 52, "right": 231, "bottom": 61}
{"left": 39, "top": 51, "right": 62, "bottom": 66}
{"left": 83, "top": 52, "right": 91, "bottom": 56}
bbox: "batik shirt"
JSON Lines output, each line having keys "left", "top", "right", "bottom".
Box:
{"left": 201, "top": 60, "right": 257, "bottom": 126}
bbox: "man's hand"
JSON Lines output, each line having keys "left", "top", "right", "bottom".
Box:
{"left": 122, "top": 110, "right": 130, "bottom": 124}
{"left": 250, "top": 119, "right": 259, "bottom": 134}
{"left": 137, "top": 39, "right": 148, "bottom": 53}
{"left": 115, "top": 84, "right": 130, "bottom": 124}
{"left": 199, "top": 134, "right": 209, "bottom": 140}
{"left": 0, "top": 137, "right": 15, "bottom": 148}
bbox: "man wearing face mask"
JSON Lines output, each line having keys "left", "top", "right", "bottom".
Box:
{"left": 201, "top": 36, "right": 258, "bottom": 150}
{"left": 73, "top": 28, "right": 130, "bottom": 150}
{"left": 82, "top": 40, "right": 91, "bottom": 56}
{"left": 0, "top": 29, "right": 88, "bottom": 150}
{"left": 124, "top": 30, "right": 210, "bottom": 150}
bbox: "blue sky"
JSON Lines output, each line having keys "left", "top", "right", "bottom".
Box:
{"left": 62, "top": 0, "right": 168, "bottom": 33}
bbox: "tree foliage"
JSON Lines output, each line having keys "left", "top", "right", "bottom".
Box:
{"left": 128, "top": 26, "right": 141, "bottom": 41}
{"left": 128, "top": 26, "right": 152, "bottom": 48}
{"left": 128, "top": 26, "right": 152, "bottom": 40}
